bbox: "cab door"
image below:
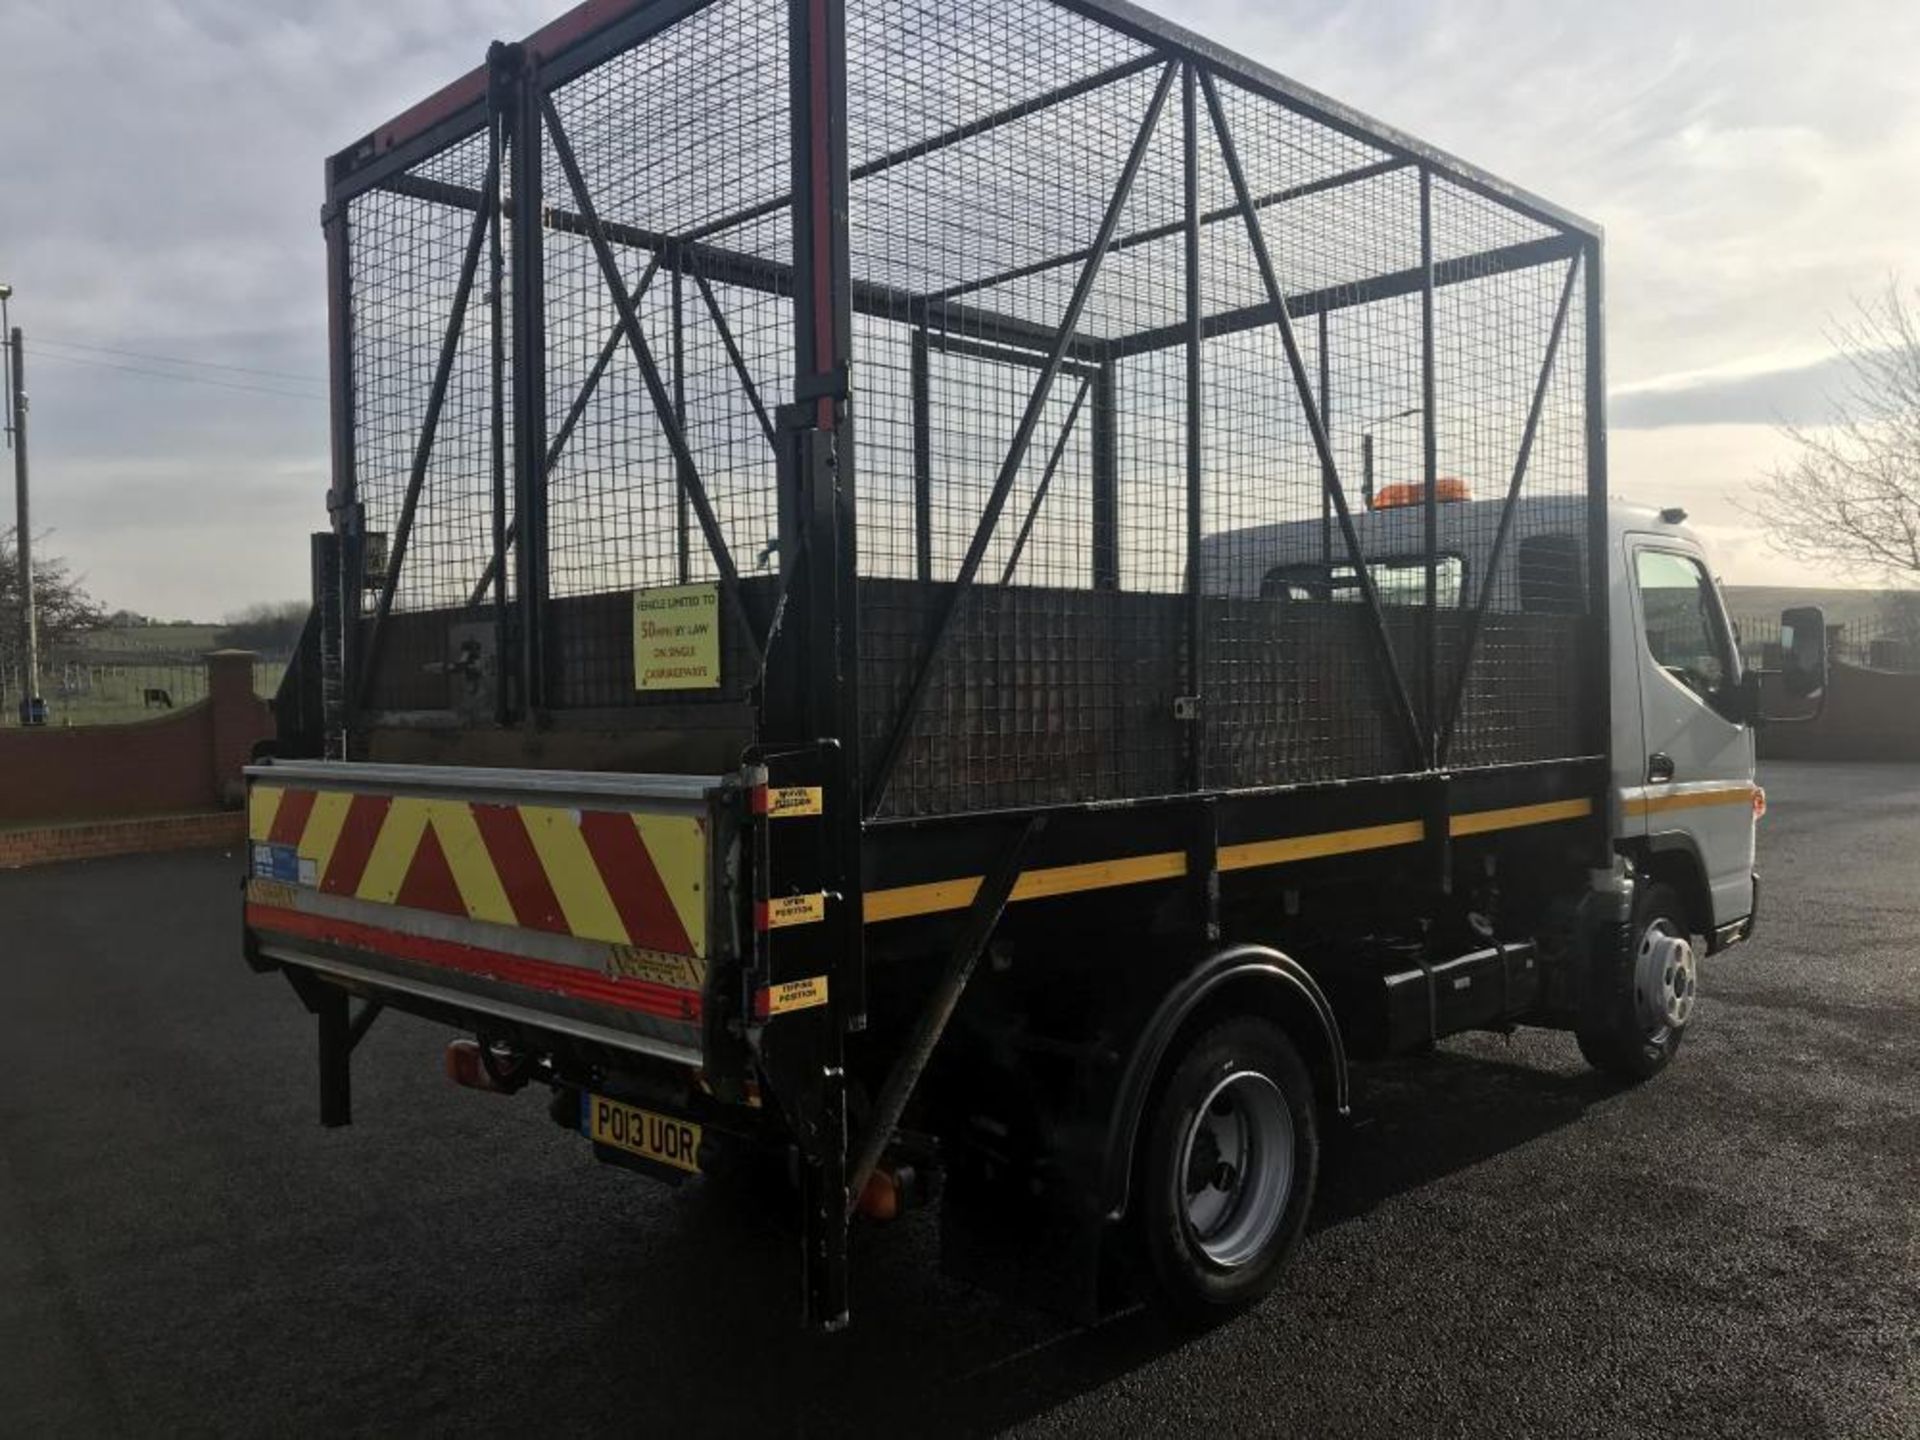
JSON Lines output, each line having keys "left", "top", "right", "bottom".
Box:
{"left": 1625, "top": 540, "right": 1756, "bottom": 928}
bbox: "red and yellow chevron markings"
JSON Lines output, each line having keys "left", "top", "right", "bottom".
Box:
{"left": 249, "top": 785, "right": 707, "bottom": 958}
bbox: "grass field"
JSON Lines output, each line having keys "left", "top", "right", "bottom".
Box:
{"left": 3, "top": 625, "right": 287, "bottom": 728}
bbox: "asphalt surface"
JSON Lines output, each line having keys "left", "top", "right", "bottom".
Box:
{"left": 1, "top": 761, "right": 1914, "bottom": 1439}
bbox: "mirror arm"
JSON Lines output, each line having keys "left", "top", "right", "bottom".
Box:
{"left": 1748, "top": 666, "right": 1830, "bottom": 727}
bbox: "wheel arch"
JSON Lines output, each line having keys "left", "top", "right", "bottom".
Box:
{"left": 1099, "top": 944, "right": 1347, "bottom": 1223}
{"left": 1631, "top": 831, "right": 1714, "bottom": 938}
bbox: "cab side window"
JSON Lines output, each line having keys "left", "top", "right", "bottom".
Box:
{"left": 1260, "top": 556, "right": 1465, "bottom": 606}
{"left": 1635, "top": 549, "right": 1735, "bottom": 703}
{"left": 1517, "top": 533, "right": 1583, "bottom": 615}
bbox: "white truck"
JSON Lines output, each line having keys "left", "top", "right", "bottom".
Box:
{"left": 248, "top": 0, "right": 1828, "bottom": 1329}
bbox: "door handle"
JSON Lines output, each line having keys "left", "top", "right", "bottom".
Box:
{"left": 1647, "top": 752, "right": 1675, "bottom": 783}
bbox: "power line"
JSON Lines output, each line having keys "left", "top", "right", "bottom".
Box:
{"left": 34, "top": 335, "right": 325, "bottom": 386}
{"left": 24, "top": 347, "right": 323, "bottom": 402}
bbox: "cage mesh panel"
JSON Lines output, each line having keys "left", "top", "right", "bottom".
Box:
{"left": 344, "top": 0, "right": 1597, "bottom": 804}
{"left": 1433, "top": 168, "right": 1591, "bottom": 766}
{"left": 834, "top": 0, "right": 1594, "bottom": 813}
{"left": 850, "top": 0, "right": 1197, "bottom": 812}
{"left": 348, "top": 130, "right": 506, "bottom": 616}
{"left": 859, "top": 581, "right": 1185, "bottom": 815}
{"left": 539, "top": 0, "right": 791, "bottom": 708}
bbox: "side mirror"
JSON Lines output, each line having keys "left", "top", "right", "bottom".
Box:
{"left": 1779, "top": 605, "right": 1829, "bottom": 699}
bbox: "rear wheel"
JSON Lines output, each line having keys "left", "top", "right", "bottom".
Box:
{"left": 1136, "top": 1017, "right": 1318, "bottom": 1322}
{"left": 1578, "top": 880, "right": 1697, "bottom": 1081}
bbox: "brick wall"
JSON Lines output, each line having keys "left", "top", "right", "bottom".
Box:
{"left": 1759, "top": 663, "right": 1920, "bottom": 763}
{"left": 0, "top": 650, "right": 273, "bottom": 826}
{"left": 0, "top": 811, "right": 247, "bottom": 868}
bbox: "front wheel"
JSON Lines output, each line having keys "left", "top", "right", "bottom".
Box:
{"left": 1578, "top": 880, "right": 1698, "bottom": 1081}
{"left": 1136, "top": 1017, "right": 1319, "bottom": 1323}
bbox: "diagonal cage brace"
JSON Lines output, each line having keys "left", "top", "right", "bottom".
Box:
{"left": 1199, "top": 66, "right": 1427, "bottom": 770}
{"left": 540, "top": 90, "right": 762, "bottom": 662}
{"left": 865, "top": 59, "right": 1181, "bottom": 817}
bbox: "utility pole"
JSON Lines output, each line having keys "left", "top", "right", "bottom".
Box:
{"left": 3, "top": 290, "right": 43, "bottom": 726}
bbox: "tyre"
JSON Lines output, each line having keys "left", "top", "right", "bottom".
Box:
{"left": 1136, "top": 1017, "right": 1319, "bottom": 1323}
{"left": 1577, "top": 880, "right": 1698, "bottom": 1081}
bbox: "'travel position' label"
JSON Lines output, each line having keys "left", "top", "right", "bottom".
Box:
{"left": 762, "top": 786, "right": 823, "bottom": 818}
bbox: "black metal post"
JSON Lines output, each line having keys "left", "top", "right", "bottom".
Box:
{"left": 911, "top": 325, "right": 933, "bottom": 582}
{"left": 321, "top": 199, "right": 356, "bottom": 754}
{"left": 766, "top": 0, "right": 861, "bottom": 1332}
{"left": 507, "top": 43, "right": 550, "bottom": 720}
{"left": 1583, "top": 235, "right": 1611, "bottom": 855}
{"left": 316, "top": 987, "right": 351, "bottom": 1128}
{"left": 1420, "top": 166, "right": 1439, "bottom": 767}
{"left": 487, "top": 68, "right": 510, "bottom": 725}
{"left": 673, "top": 250, "right": 692, "bottom": 585}
{"left": 1199, "top": 68, "right": 1425, "bottom": 767}
{"left": 1092, "top": 359, "right": 1119, "bottom": 590}
{"left": 1183, "top": 62, "right": 1205, "bottom": 792}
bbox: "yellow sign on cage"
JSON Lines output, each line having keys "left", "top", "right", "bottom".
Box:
{"left": 633, "top": 583, "right": 722, "bottom": 692}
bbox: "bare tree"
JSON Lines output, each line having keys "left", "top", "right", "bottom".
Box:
{"left": 215, "top": 599, "right": 308, "bottom": 655}
{"left": 1745, "top": 280, "right": 1920, "bottom": 581}
{"left": 0, "top": 528, "right": 106, "bottom": 679}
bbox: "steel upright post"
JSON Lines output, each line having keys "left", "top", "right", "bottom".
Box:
{"left": 9, "top": 327, "right": 42, "bottom": 726}
{"left": 1182, "top": 63, "right": 1204, "bottom": 792}
{"left": 506, "top": 43, "right": 550, "bottom": 720}
{"left": 1419, "top": 167, "right": 1438, "bottom": 767}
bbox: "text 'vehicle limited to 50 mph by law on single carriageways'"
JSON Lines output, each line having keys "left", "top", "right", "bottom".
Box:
{"left": 633, "top": 583, "right": 722, "bottom": 692}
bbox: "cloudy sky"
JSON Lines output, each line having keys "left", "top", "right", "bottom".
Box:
{"left": 2, "top": 0, "right": 1917, "bottom": 618}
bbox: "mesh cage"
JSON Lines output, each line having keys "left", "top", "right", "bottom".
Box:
{"left": 333, "top": 0, "right": 1597, "bottom": 814}
{"left": 348, "top": 129, "right": 505, "bottom": 617}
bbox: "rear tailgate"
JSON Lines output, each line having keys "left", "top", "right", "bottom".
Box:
{"left": 242, "top": 762, "right": 737, "bottom": 1067}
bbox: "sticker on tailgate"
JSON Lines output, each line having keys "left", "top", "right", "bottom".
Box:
{"left": 605, "top": 945, "right": 706, "bottom": 989}
{"left": 251, "top": 842, "right": 315, "bottom": 886}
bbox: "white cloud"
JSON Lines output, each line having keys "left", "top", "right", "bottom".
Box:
{"left": 2, "top": 0, "right": 1916, "bottom": 614}
{"left": 1609, "top": 422, "right": 1834, "bottom": 587}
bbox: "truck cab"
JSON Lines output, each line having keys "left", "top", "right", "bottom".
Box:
{"left": 1203, "top": 491, "right": 1805, "bottom": 953}
{"left": 1608, "top": 506, "right": 1757, "bottom": 942}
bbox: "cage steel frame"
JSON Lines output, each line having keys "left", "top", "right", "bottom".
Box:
{"left": 315, "top": 0, "right": 1610, "bottom": 1325}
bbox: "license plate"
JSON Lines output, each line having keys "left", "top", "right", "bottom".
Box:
{"left": 584, "top": 1093, "right": 702, "bottom": 1174}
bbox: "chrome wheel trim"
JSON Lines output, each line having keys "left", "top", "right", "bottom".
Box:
{"left": 1179, "top": 1069, "right": 1295, "bottom": 1269}
{"left": 1634, "top": 917, "right": 1697, "bottom": 1039}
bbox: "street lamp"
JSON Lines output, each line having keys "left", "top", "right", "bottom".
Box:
{"left": 1360, "top": 405, "right": 1422, "bottom": 510}
{"left": 1, "top": 279, "right": 44, "bottom": 726}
